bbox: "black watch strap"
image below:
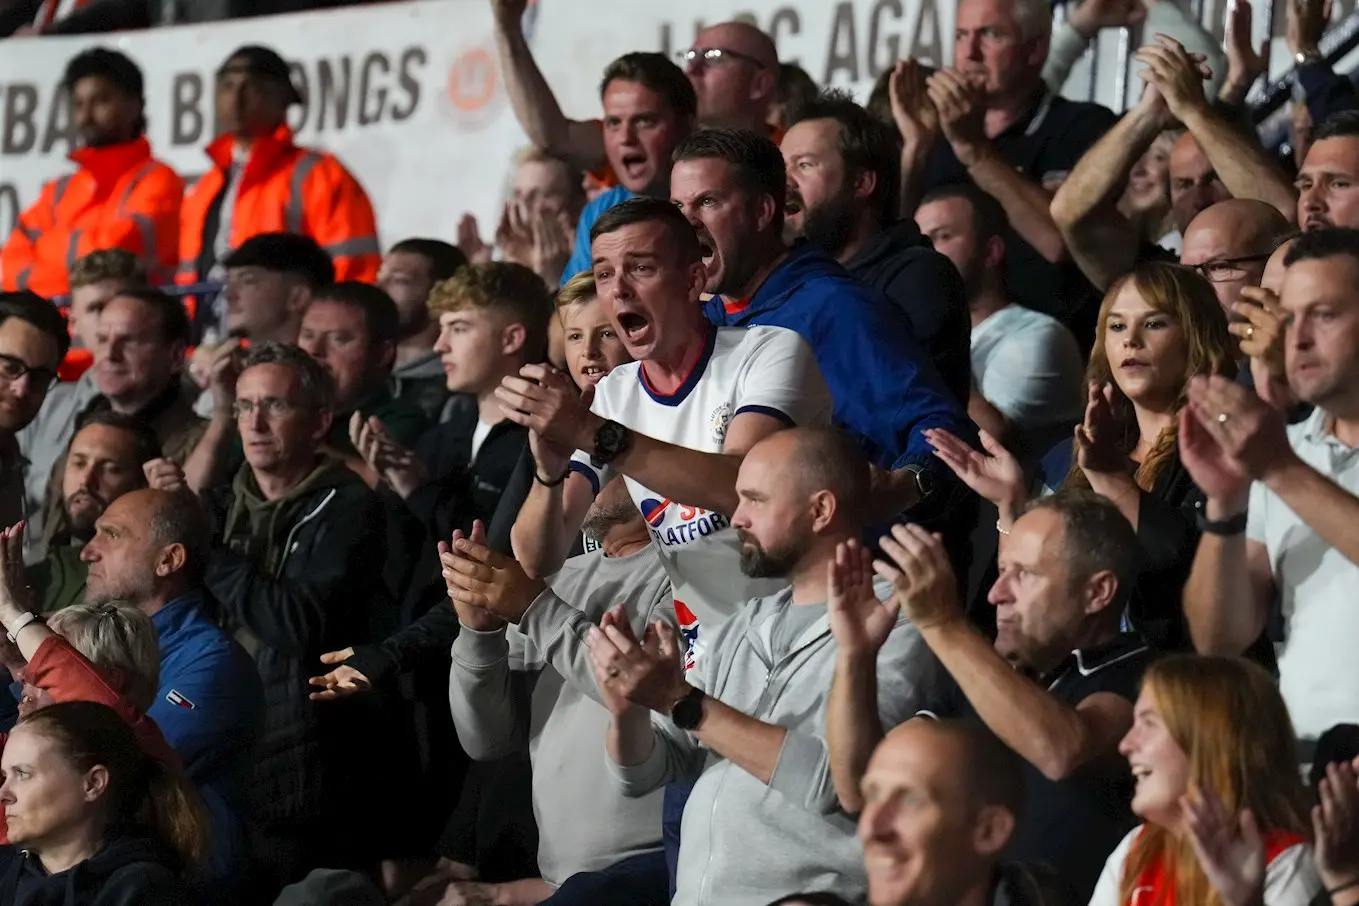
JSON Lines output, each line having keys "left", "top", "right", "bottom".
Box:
{"left": 1196, "top": 509, "right": 1248, "bottom": 536}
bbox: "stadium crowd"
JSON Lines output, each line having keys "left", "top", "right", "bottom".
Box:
{"left": 2, "top": 0, "right": 1359, "bottom": 903}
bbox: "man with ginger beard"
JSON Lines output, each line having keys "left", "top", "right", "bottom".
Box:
{"left": 29, "top": 411, "right": 158, "bottom": 614}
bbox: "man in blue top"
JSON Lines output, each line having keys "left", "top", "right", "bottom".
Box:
{"left": 80, "top": 484, "right": 264, "bottom": 894}
{"left": 669, "top": 126, "right": 979, "bottom": 571}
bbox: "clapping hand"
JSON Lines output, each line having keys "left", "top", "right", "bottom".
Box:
{"left": 888, "top": 59, "right": 940, "bottom": 152}
{"left": 926, "top": 428, "right": 1027, "bottom": 525}
{"left": 439, "top": 521, "right": 506, "bottom": 632}
{"left": 308, "top": 647, "right": 373, "bottom": 702}
{"left": 873, "top": 524, "right": 962, "bottom": 631}
{"left": 143, "top": 458, "right": 188, "bottom": 493}
{"left": 1134, "top": 34, "right": 1213, "bottom": 123}
{"left": 927, "top": 69, "right": 988, "bottom": 164}
{"left": 497, "top": 363, "right": 598, "bottom": 450}
{"left": 587, "top": 606, "right": 688, "bottom": 716}
{"left": 1181, "top": 374, "right": 1293, "bottom": 497}
{"left": 1221, "top": 0, "right": 1269, "bottom": 104}
{"left": 0, "top": 522, "right": 32, "bottom": 622}
{"left": 1183, "top": 787, "right": 1266, "bottom": 906}
{"left": 439, "top": 524, "right": 546, "bottom": 624}
{"left": 1314, "top": 756, "right": 1359, "bottom": 898}
{"left": 1075, "top": 381, "right": 1126, "bottom": 477}
{"left": 350, "top": 413, "right": 429, "bottom": 499}
{"left": 828, "top": 539, "right": 900, "bottom": 657}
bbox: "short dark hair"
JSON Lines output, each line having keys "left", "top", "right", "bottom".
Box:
{"left": 105, "top": 286, "right": 192, "bottom": 347}
{"left": 62, "top": 48, "right": 144, "bottom": 98}
{"left": 787, "top": 427, "right": 871, "bottom": 527}
{"left": 921, "top": 719, "right": 1026, "bottom": 819}
{"left": 766, "top": 894, "right": 856, "bottom": 906}
{"left": 389, "top": 238, "right": 467, "bottom": 284}
{"left": 311, "top": 282, "right": 401, "bottom": 346}
{"left": 72, "top": 409, "right": 161, "bottom": 468}
{"left": 1283, "top": 226, "right": 1359, "bottom": 270}
{"left": 599, "top": 52, "right": 697, "bottom": 120}
{"left": 790, "top": 89, "right": 903, "bottom": 226}
{"left": 673, "top": 128, "right": 787, "bottom": 231}
{"left": 589, "top": 196, "right": 704, "bottom": 266}
{"left": 774, "top": 63, "right": 820, "bottom": 122}
{"left": 239, "top": 341, "right": 336, "bottom": 411}
{"left": 919, "top": 183, "right": 1009, "bottom": 242}
{"left": 223, "top": 233, "right": 335, "bottom": 289}
{"left": 1312, "top": 110, "right": 1359, "bottom": 143}
{"left": 147, "top": 490, "right": 213, "bottom": 585}
{"left": 0, "top": 291, "right": 71, "bottom": 363}
{"left": 70, "top": 250, "right": 146, "bottom": 291}
{"left": 1021, "top": 490, "right": 1138, "bottom": 606}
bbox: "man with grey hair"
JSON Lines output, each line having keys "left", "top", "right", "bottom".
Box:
{"left": 830, "top": 489, "right": 1157, "bottom": 901}
{"left": 182, "top": 341, "right": 395, "bottom": 895}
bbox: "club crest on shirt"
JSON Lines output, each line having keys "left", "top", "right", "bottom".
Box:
{"left": 709, "top": 402, "right": 732, "bottom": 444}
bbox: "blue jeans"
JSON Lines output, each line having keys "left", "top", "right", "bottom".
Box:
{"left": 541, "top": 851, "right": 669, "bottom": 906}
{"left": 662, "top": 776, "right": 698, "bottom": 898}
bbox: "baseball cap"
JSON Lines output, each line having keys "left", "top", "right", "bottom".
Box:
{"left": 219, "top": 45, "right": 303, "bottom": 106}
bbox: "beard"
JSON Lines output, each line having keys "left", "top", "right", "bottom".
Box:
{"left": 65, "top": 491, "right": 108, "bottom": 543}
{"left": 737, "top": 526, "right": 808, "bottom": 579}
{"left": 582, "top": 498, "right": 640, "bottom": 547}
{"left": 799, "top": 186, "right": 859, "bottom": 259}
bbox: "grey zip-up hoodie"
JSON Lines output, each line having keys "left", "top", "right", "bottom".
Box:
{"left": 609, "top": 581, "right": 947, "bottom": 906}
{"left": 449, "top": 544, "right": 673, "bottom": 886}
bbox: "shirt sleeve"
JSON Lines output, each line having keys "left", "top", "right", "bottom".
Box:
{"left": 733, "top": 327, "right": 833, "bottom": 429}
{"left": 1264, "top": 843, "right": 1324, "bottom": 906}
{"left": 1087, "top": 828, "right": 1137, "bottom": 906}
{"left": 567, "top": 374, "right": 620, "bottom": 495}
{"left": 146, "top": 645, "right": 260, "bottom": 774}
{"left": 1246, "top": 479, "right": 1270, "bottom": 546}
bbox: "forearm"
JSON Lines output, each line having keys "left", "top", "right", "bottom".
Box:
{"left": 867, "top": 466, "right": 922, "bottom": 524}
{"left": 691, "top": 697, "right": 787, "bottom": 785}
{"left": 1183, "top": 498, "right": 1263, "bottom": 654}
{"left": 607, "top": 705, "right": 659, "bottom": 767}
{"left": 611, "top": 437, "right": 743, "bottom": 516}
{"left": 923, "top": 619, "right": 1094, "bottom": 780}
{"left": 1084, "top": 470, "right": 1143, "bottom": 531}
{"left": 448, "top": 628, "right": 521, "bottom": 761}
{"left": 1052, "top": 109, "right": 1161, "bottom": 228}
{"left": 1182, "top": 105, "right": 1299, "bottom": 219}
{"left": 899, "top": 139, "right": 936, "bottom": 219}
{"left": 826, "top": 655, "right": 884, "bottom": 813}
{"left": 1041, "top": 21, "right": 1093, "bottom": 93}
{"left": 183, "top": 415, "right": 233, "bottom": 493}
{"left": 966, "top": 144, "right": 1066, "bottom": 263}
{"left": 1265, "top": 456, "right": 1359, "bottom": 566}
{"left": 967, "top": 392, "right": 1011, "bottom": 447}
{"left": 509, "top": 477, "right": 576, "bottom": 579}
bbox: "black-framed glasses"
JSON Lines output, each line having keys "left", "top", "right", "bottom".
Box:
{"left": 1182, "top": 254, "right": 1271, "bottom": 283}
{"left": 0, "top": 353, "right": 59, "bottom": 392}
{"left": 677, "top": 47, "right": 766, "bottom": 69}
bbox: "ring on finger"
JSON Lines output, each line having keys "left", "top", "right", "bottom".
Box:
{"left": 607, "top": 666, "right": 620, "bottom": 678}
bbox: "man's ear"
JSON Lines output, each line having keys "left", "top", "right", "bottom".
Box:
{"left": 984, "top": 234, "right": 1005, "bottom": 270}
{"left": 155, "top": 543, "right": 187, "bottom": 579}
{"left": 287, "top": 285, "right": 313, "bottom": 318}
{"left": 501, "top": 323, "right": 527, "bottom": 358}
{"left": 852, "top": 168, "right": 879, "bottom": 204}
{"left": 372, "top": 340, "right": 396, "bottom": 375}
{"left": 971, "top": 804, "right": 1016, "bottom": 857}
{"left": 755, "top": 193, "right": 781, "bottom": 234}
{"left": 312, "top": 408, "right": 334, "bottom": 445}
{"left": 1081, "top": 569, "right": 1120, "bottom": 618}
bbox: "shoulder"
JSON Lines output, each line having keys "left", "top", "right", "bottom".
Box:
{"left": 140, "top": 160, "right": 184, "bottom": 189}
{"left": 98, "top": 859, "right": 181, "bottom": 898}
{"left": 1047, "top": 95, "right": 1118, "bottom": 129}
{"left": 581, "top": 187, "right": 633, "bottom": 222}
{"left": 1265, "top": 842, "right": 1323, "bottom": 904}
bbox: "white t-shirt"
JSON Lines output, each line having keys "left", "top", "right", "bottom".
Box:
{"left": 569, "top": 325, "right": 832, "bottom": 666}
{"left": 1248, "top": 408, "right": 1359, "bottom": 740}
{"left": 970, "top": 305, "right": 1085, "bottom": 431}
{"left": 1087, "top": 826, "right": 1321, "bottom": 906}
{"left": 469, "top": 419, "right": 494, "bottom": 462}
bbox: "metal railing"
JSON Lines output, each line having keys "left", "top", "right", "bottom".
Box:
{"left": 1249, "top": 7, "right": 1359, "bottom": 123}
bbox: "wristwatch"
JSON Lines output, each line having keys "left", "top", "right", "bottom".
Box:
{"left": 1196, "top": 510, "right": 1248, "bottom": 536}
{"left": 904, "top": 464, "right": 936, "bottom": 500}
{"left": 590, "top": 419, "right": 633, "bottom": 469}
{"left": 670, "top": 686, "right": 707, "bottom": 731}
{"left": 6, "top": 611, "right": 39, "bottom": 644}
{"left": 1295, "top": 49, "right": 1323, "bottom": 66}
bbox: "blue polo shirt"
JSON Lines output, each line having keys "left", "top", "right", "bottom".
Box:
{"left": 704, "top": 242, "right": 974, "bottom": 471}
{"left": 149, "top": 592, "right": 264, "bottom": 879}
{"left": 561, "top": 185, "right": 635, "bottom": 285}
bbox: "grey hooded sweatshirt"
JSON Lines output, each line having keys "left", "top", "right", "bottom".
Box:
{"left": 609, "top": 580, "right": 947, "bottom": 906}
{"left": 449, "top": 544, "right": 673, "bottom": 886}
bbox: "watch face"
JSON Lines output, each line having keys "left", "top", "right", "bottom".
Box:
{"left": 672, "top": 694, "right": 704, "bottom": 731}
{"left": 913, "top": 467, "right": 934, "bottom": 498}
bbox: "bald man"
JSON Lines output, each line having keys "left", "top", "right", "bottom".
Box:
{"left": 1169, "top": 132, "right": 1233, "bottom": 236}
{"left": 588, "top": 427, "right": 944, "bottom": 906}
{"left": 491, "top": 0, "right": 779, "bottom": 180}
{"left": 859, "top": 720, "right": 1030, "bottom": 906}
{"left": 1180, "top": 199, "right": 1292, "bottom": 315}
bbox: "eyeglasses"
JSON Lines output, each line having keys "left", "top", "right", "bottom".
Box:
{"left": 1182, "top": 254, "right": 1271, "bottom": 283}
{"left": 231, "top": 397, "right": 305, "bottom": 420}
{"left": 0, "top": 353, "right": 59, "bottom": 392}
{"left": 677, "top": 47, "right": 766, "bottom": 69}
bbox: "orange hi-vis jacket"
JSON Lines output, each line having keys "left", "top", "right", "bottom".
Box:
{"left": 178, "top": 125, "right": 380, "bottom": 286}
{"left": 1, "top": 136, "right": 183, "bottom": 297}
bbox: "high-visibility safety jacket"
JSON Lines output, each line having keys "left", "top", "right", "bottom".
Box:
{"left": 1, "top": 137, "right": 183, "bottom": 298}
{"left": 178, "top": 126, "right": 380, "bottom": 286}
{"left": 31, "top": 0, "right": 95, "bottom": 30}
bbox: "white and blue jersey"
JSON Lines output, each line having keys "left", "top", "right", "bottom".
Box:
{"left": 569, "top": 323, "right": 831, "bottom": 665}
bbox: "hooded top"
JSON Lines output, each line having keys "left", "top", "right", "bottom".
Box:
{"left": 0, "top": 834, "right": 182, "bottom": 906}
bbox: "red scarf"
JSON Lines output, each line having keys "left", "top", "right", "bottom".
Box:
{"left": 1128, "top": 826, "right": 1307, "bottom": 906}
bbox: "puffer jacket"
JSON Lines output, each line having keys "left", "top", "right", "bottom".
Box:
{"left": 200, "top": 456, "right": 393, "bottom": 836}
{"left": 0, "top": 835, "right": 182, "bottom": 906}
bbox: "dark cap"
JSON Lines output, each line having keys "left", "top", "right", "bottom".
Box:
{"left": 223, "top": 233, "right": 335, "bottom": 289}
{"left": 219, "top": 45, "right": 303, "bottom": 106}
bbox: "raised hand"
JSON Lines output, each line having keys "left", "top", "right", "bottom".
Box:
{"left": 439, "top": 526, "right": 546, "bottom": 624}
{"left": 1075, "top": 381, "right": 1126, "bottom": 477}
{"left": 530, "top": 208, "right": 573, "bottom": 286}
{"left": 456, "top": 213, "right": 493, "bottom": 265}
{"left": 828, "top": 539, "right": 900, "bottom": 657}
{"left": 888, "top": 59, "right": 940, "bottom": 152}
{"left": 497, "top": 363, "right": 598, "bottom": 449}
{"left": 307, "top": 648, "right": 373, "bottom": 702}
{"left": 1231, "top": 288, "right": 1287, "bottom": 378}
{"left": 925, "top": 428, "right": 1027, "bottom": 524}
{"left": 1184, "top": 787, "right": 1266, "bottom": 906}
{"left": 927, "top": 69, "right": 988, "bottom": 164}
{"left": 439, "top": 522, "right": 506, "bottom": 632}
{"left": 1134, "top": 34, "right": 1211, "bottom": 123}
{"left": 494, "top": 202, "right": 535, "bottom": 268}
{"left": 1221, "top": 0, "right": 1269, "bottom": 104}
{"left": 204, "top": 340, "right": 243, "bottom": 414}
{"left": 0, "top": 522, "right": 33, "bottom": 619}
{"left": 143, "top": 458, "right": 187, "bottom": 493}
{"left": 1313, "top": 756, "right": 1359, "bottom": 896}
{"left": 350, "top": 413, "right": 429, "bottom": 499}
{"left": 1185, "top": 374, "right": 1293, "bottom": 483}
{"left": 873, "top": 524, "right": 962, "bottom": 631}
{"left": 588, "top": 606, "right": 688, "bottom": 715}
{"left": 489, "top": 0, "right": 529, "bottom": 28}
{"left": 1287, "top": 0, "right": 1332, "bottom": 56}
{"left": 1068, "top": 0, "right": 1147, "bottom": 37}
{"left": 1178, "top": 405, "right": 1252, "bottom": 505}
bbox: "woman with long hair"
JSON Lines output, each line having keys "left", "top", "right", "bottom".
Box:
{"left": 1089, "top": 655, "right": 1320, "bottom": 906}
{"left": 0, "top": 700, "right": 209, "bottom": 904}
{"left": 930, "top": 261, "right": 1237, "bottom": 649}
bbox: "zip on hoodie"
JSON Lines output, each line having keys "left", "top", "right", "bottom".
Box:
{"left": 275, "top": 488, "right": 337, "bottom": 575}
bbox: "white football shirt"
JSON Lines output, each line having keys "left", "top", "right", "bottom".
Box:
{"left": 570, "top": 324, "right": 832, "bottom": 666}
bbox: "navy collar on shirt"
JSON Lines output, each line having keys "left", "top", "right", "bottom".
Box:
{"left": 637, "top": 322, "right": 717, "bottom": 407}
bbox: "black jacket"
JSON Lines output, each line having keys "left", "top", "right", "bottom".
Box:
{"left": 0, "top": 835, "right": 181, "bottom": 906}
{"left": 843, "top": 220, "right": 973, "bottom": 406}
{"left": 201, "top": 457, "right": 393, "bottom": 835}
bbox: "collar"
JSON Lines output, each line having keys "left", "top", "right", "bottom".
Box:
{"left": 204, "top": 123, "right": 296, "bottom": 172}
{"left": 68, "top": 136, "right": 153, "bottom": 188}
{"left": 150, "top": 591, "right": 205, "bottom": 635}
{"left": 1043, "top": 633, "right": 1149, "bottom": 690}
{"left": 994, "top": 86, "right": 1054, "bottom": 141}
{"left": 1300, "top": 406, "right": 1359, "bottom": 452}
{"left": 82, "top": 377, "right": 186, "bottom": 427}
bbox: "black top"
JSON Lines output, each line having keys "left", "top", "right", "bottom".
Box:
{"left": 0, "top": 835, "right": 182, "bottom": 906}
{"left": 923, "top": 89, "right": 1118, "bottom": 351}
{"left": 929, "top": 633, "right": 1157, "bottom": 904}
{"left": 843, "top": 219, "right": 972, "bottom": 406}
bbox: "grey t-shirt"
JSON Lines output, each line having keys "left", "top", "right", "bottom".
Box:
{"left": 770, "top": 602, "right": 826, "bottom": 663}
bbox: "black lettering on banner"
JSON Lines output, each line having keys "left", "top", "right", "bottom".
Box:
{"left": 290, "top": 61, "right": 312, "bottom": 133}
{"left": 392, "top": 47, "right": 424, "bottom": 122}
{"left": 768, "top": 7, "right": 802, "bottom": 65}
{"left": 912, "top": 0, "right": 942, "bottom": 65}
{"left": 358, "top": 53, "right": 391, "bottom": 126}
{"left": 0, "top": 183, "right": 19, "bottom": 243}
{"left": 731, "top": 11, "right": 759, "bottom": 26}
{"left": 41, "top": 87, "right": 73, "bottom": 156}
{"left": 171, "top": 73, "right": 204, "bottom": 146}
{"left": 823, "top": 2, "right": 860, "bottom": 85}
{"left": 869, "top": 0, "right": 904, "bottom": 77}
{"left": 317, "top": 57, "right": 353, "bottom": 132}
{"left": 3, "top": 84, "right": 39, "bottom": 155}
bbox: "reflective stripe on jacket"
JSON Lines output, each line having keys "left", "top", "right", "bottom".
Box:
{"left": 178, "top": 125, "right": 380, "bottom": 285}
{"left": 0, "top": 136, "right": 183, "bottom": 296}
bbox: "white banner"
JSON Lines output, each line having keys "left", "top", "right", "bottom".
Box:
{"left": 0, "top": 0, "right": 1345, "bottom": 268}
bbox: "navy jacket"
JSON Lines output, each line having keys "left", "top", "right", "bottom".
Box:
{"left": 704, "top": 242, "right": 975, "bottom": 473}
